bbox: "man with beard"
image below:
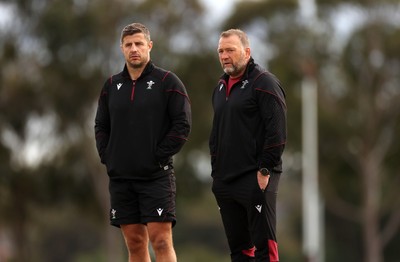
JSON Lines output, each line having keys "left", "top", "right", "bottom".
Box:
{"left": 209, "top": 29, "right": 287, "bottom": 262}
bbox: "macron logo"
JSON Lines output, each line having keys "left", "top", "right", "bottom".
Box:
{"left": 117, "top": 83, "right": 122, "bottom": 90}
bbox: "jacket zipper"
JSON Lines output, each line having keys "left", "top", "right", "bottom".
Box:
{"left": 226, "top": 83, "right": 234, "bottom": 101}
{"left": 219, "top": 81, "right": 229, "bottom": 101}
{"left": 130, "top": 80, "right": 136, "bottom": 101}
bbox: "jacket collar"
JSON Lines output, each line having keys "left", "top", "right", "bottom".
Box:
{"left": 121, "top": 60, "right": 154, "bottom": 79}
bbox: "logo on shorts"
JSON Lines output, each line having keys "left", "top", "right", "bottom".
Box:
{"left": 111, "top": 209, "right": 117, "bottom": 219}
{"left": 255, "top": 205, "right": 262, "bottom": 213}
{"left": 156, "top": 208, "right": 163, "bottom": 216}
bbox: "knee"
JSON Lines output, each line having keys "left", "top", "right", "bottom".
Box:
{"left": 125, "top": 234, "right": 148, "bottom": 252}
{"left": 150, "top": 237, "right": 171, "bottom": 253}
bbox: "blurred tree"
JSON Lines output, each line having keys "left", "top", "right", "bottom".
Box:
{"left": 0, "top": 0, "right": 222, "bottom": 260}
{"left": 318, "top": 8, "right": 400, "bottom": 262}
{"left": 0, "top": 0, "right": 125, "bottom": 260}
{"left": 221, "top": 0, "right": 400, "bottom": 261}
{"left": 3, "top": 0, "right": 398, "bottom": 261}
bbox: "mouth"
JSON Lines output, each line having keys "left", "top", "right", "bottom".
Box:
{"left": 129, "top": 54, "right": 140, "bottom": 60}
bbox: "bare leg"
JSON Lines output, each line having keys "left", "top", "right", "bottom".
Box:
{"left": 147, "top": 222, "right": 177, "bottom": 262}
{"left": 121, "top": 224, "right": 151, "bottom": 262}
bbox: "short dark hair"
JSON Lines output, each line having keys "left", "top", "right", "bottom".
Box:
{"left": 120, "top": 23, "right": 151, "bottom": 44}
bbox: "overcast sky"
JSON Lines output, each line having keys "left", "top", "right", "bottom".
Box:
{"left": 200, "top": 0, "right": 236, "bottom": 26}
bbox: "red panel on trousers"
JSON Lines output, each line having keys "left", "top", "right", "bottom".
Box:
{"left": 268, "top": 240, "right": 279, "bottom": 261}
{"left": 241, "top": 246, "right": 255, "bottom": 257}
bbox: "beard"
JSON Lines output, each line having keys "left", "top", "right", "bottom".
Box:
{"left": 128, "top": 59, "right": 146, "bottom": 69}
{"left": 222, "top": 54, "right": 248, "bottom": 77}
{"left": 127, "top": 53, "right": 149, "bottom": 69}
{"left": 223, "top": 62, "right": 246, "bottom": 76}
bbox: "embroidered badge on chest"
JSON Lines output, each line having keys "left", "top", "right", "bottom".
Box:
{"left": 147, "top": 80, "right": 155, "bottom": 89}
{"left": 240, "top": 80, "right": 249, "bottom": 89}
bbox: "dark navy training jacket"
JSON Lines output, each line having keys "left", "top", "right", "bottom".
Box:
{"left": 209, "top": 58, "right": 286, "bottom": 182}
{"left": 95, "top": 61, "right": 191, "bottom": 180}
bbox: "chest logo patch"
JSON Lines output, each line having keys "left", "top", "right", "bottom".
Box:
{"left": 240, "top": 80, "right": 249, "bottom": 89}
{"left": 219, "top": 84, "right": 224, "bottom": 91}
{"left": 116, "top": 83, "right": 122, "bottom": 90}
{"left": 147, "top": 80, "right": 155, "bottom": 89}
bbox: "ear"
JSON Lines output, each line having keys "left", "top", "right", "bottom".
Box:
{"left": 245, "top": 47, "right": 251, "bottom": 59}
{"left": 148, "top": 40, "right": 153, "bottom": 51}
{"left": 120, "top": 39, "right": 125, "bottom": 53}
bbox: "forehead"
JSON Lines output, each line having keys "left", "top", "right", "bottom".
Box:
{"left": 122, "top": 33, "right": 148, "bottom": 44}
{"left": 218, "top": 35, "right": 242, "bottom": 49}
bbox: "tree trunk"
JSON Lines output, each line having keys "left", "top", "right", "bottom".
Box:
{"left": 361, "top": 154, "right": 383, "bottom": 262}
{"left": 86, "top": 145, "right": 125, "bottom": 261}
{"left": 11, "top": 178, "right": 29, "bottom": 262}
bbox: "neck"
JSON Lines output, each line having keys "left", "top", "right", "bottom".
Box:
{"left": 229, "top": 74, "right": 243, "bottom": 80}
{"left": 127, "top": 61, "right": 148, "bottom": 80}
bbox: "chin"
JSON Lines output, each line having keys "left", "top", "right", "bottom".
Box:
{"left": 131, "top": 62, "right": 144, "bottom": 69}
{"left": 223, "top": 68, "right": 234, "bottom": 75}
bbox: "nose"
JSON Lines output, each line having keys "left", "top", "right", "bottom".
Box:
{"left": 130, "top": 44, "right": 138, "bottom": 52}
{"left": 219, "top": 51, "right": 229, "bottom": 60}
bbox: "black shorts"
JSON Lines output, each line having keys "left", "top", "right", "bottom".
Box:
{"left": 108, "top": 171, "right": 176, "bottom": 228}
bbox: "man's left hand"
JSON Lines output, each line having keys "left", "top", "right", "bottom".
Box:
{"left": 257, "top": 171, "right": 270, "bottom": 192}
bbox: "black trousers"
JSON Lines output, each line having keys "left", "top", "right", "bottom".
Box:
{"left": 212, "top": 171, "right": 281, "bottom": 262}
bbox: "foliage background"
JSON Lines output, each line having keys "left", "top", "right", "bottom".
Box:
{"left": 0, "top": 0, "right": 399, "bottom": 261}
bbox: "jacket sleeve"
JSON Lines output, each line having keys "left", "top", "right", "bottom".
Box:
{"left": 255, "top": 73, "right": 287, "bottom": 171}
{"left": 155, "top": 72, "right": 192, "bottom": 165}
{"left": 94, "top": 79, "right": 111, "bottom": 164}
{"left": 209, "top": 89, "right": 218, "bottom": 171}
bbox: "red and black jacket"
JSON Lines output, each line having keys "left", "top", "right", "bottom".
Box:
{"left": 209, "top": 58, "right": 286, "bottom": 182}
{"left": 95, "top": 61, "right": 191, "bottom": 180}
